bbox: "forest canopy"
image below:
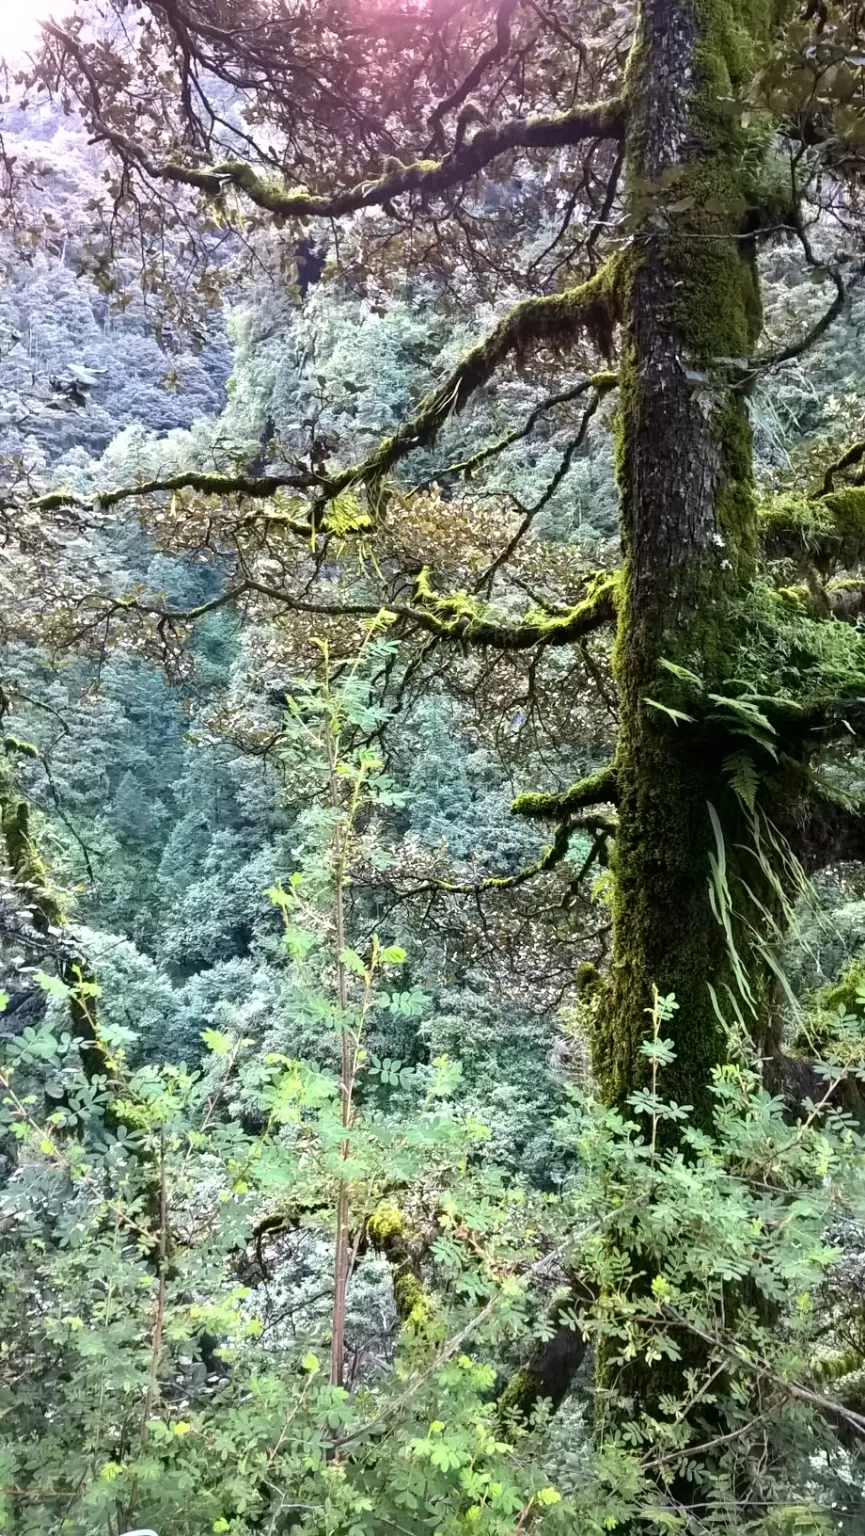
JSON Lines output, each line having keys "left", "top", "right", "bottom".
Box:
{"left": 3, "top": 2, "right": 865, "bottom": 1534}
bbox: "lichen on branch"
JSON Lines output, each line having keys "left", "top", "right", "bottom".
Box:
{"left": 408, "top": 568, "right": 619, "bottom": 650}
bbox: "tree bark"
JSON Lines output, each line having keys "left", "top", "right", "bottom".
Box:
{"left": 597, "top": 0, "right": 772, "bottom": 1124}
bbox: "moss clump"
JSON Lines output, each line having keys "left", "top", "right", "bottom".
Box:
{"left": 393, "top": 1272, "right": 430, "bottom": 1323}
{"left": 822, "top": 487, "right": 865, "bottom": 530}
{"left": 496, "top": 1367, "right": 537, "bottom": 1423}
{"left": 3, "top": 735, "right": 39, "bottom": 759}
{"left": 576, "top": 961, "right": 601, "bottom": 993}
{"left": 790, "top": 955, "right": 865, "bottom": 1062}
{"left": 823, "top": 957, "right": 865, "bottom": 1017}
{"left": 759, "top": 488, "right": 865, "bottom": 565}
{"left": 367, "top": 1202, "right": 405, "bottom": 1242}
{"left": 760, "top": 491, "right": 833, "bottom": 541}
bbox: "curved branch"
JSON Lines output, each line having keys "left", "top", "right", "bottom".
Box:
{"left": 474, "top": 386, "right": 610, "bottom": 591}
{"left": 76, "top": 70, "right": 625, "bottom": 220}
{"left": 426, "top": 0, "right": 518, "bottom": 151}
{"left": 822, "top": 440, "right": 865, "bottom": 496}
{"left": 421, "top": 369, "right": 617, "bottom": 491}
{"left": 324, "top": 264, "right": 619, "bottom": 499}
{"left": 747, "top": 264, "right": 845, "bottom": 375}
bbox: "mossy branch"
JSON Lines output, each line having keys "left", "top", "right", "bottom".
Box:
{"left": 512, "top": 763, "right": 620, "bottom": 820}
{"left": 787, "top": 791, "right": 865, "bottom": 873}
{"left": 408, "top": 568, "right": 619, "bottom": 651}
{"left": 87, "top": 96, "right": 625, "bottom": 219}
{"left": 759, "top": 488, "right": 865, "bottom": 565}
{"left": 382, "top": 812, "right": 614, "bottom": 903}
{"left": 322, "top": 264, "right": 619, "bottom": 507}
{"left": 59, "top": 565, "right": 619, "bottom": 666}
{"left": 40, "top": 273, "right": 618, "bottom": 534}
{"left": 37, "top": 470, "right": 318, "bottom": 534}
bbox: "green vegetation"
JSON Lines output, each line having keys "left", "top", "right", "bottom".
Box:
{"left": 3, "top": 0, "right": 865, "bottom": 1532}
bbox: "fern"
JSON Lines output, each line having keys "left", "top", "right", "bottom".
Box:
{"left": 724, "top": 750, "right": 760, "bottom": 812}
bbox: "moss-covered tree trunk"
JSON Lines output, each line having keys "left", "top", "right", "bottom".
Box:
{"left": 596, "top": 0, "right": 773, "bottom": 1122}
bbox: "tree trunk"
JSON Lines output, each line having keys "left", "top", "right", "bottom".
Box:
{"left": 596, "top": 0, "right": 773, "bottom": 1124}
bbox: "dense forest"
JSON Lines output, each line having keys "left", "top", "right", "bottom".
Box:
{"left": 3, "top": 1, "right": 865, "bottom": 1532}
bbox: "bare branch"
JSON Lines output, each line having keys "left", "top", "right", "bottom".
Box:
{"left": 426, "top": 0, "right": 518, "bottom": 152}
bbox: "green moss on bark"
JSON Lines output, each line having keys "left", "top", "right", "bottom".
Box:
{"left": 600, "top": 0, "right": 781, "bottom": 1125}
{"left": 512, "top": 763, "right": 619, "bottom": 821}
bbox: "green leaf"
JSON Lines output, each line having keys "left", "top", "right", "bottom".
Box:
{"left": 339, "top": 947, "right": 367, "bottom": 976}
{"left": 724, "top": 751, "right": 759, "bottom": 811}
{"left": 658, "top": 659, "right": 704, "bottom": 689}
{"left": 201, "top": 1028, "right": 232, "bottom": 1057}
{"left": 644, "top": 698, "right": 695, "bottom": 726}
{"left": 34, "top": 970, "right": 71, "bottom": 999}
{"left": 379, "top": 945, "right": 407, "bottom": 965}
{"left": 536, "top": 1488, "right": 562, "bottom": 1507}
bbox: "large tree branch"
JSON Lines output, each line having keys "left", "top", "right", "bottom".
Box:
{"left": 778, "top": 781, "right": 865, "bottom": 873}
{"left": 294, "top": 266, "right": 620, "bottom": 502}
{"left": 39, "top": 274, "right": 618, "bottom": 528}
{"left": 79, "top": 568, "right": 619, "bottom": 656}
{"left": 72, "top": 64, "right": 624, "bottom": 221}
{"left": 383, "top": 812, "right": 615, "bottom": 902}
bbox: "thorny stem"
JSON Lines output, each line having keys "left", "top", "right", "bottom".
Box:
{"left": 325, "top": 703, "right": 351, "bottom": 1389}
{"left": 122, "top": 1130, "right": 168, "bottom": 1528}
{"left": 322, "top": 639, "right": 377, "bottom": 1390}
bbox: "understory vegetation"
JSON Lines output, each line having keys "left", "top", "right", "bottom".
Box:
{"left": 4, "top": 2, "right": 865, "bottom": 1534}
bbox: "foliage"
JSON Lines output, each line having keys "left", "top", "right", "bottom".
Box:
{"left": 7, "top": 1, "right": 865, "bottom": 1532}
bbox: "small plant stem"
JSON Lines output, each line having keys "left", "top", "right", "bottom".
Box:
{"left": 326, "top": 706, "right": 351, "bottom": 1390}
